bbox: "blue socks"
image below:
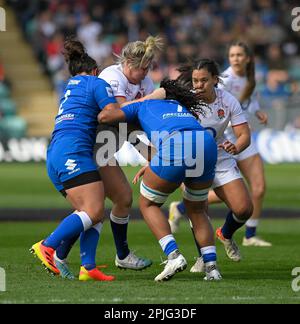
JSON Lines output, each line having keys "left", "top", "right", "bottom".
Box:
{"left": 43, "top": 212, "right": 92, "bottom": 249}
{"left": 245, "top": 219, "right": 259, "bottom": 238}
{"left": 80, "top": 223, "right": 103, "bottom": 270}
{"left": 245, "top": 226, "right": 257, "bottom": 239}
{"left": 222, "top": 211, "right": 246, "bottom": 239}
{"left": 110, "top": 213, "right": 130, "bottom": 260}
{"left": 55, "top": 235, "right": 79, "bottom": 260}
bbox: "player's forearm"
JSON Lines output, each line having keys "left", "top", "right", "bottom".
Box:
{"left": 234, "top": 133, "right": 251, "bottom": 154}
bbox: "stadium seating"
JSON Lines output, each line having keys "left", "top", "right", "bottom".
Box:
{"left": 0, "top": 81, "right": 27, "bottom": 139}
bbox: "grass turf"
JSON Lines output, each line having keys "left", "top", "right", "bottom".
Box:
{"left": 0, "top": 163, "right": 299, "bottom": 209}
{"left": 0, "top": 219, "right": 299, "bottom": 304}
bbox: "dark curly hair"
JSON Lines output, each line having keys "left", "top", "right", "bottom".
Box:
{"left": 160, "top": 78, "right": 208, "bottom": 118}
{"left": 63, "top": 38, "right": 98, "bottom": 76}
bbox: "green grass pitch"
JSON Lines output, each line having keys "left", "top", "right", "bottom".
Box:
{"left": 0, "top": 219, "right": 300, "bottom": 304}
{"left": 0, "top": 162, "right": 299, "bottom": 303}
{"left": 0, "top": 163, "right": 299, "bottom": 209}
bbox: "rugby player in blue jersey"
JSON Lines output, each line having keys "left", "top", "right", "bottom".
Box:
{"left": 52, "top": 37, "right": 163, "bottom": 277}
{"left": 99, "top": 79, "right": 222, "bottom": 281}
{"left": 30, "top": 39, "right": 119, "bottom": 281}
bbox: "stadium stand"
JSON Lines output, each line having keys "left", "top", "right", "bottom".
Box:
{"left": 2, "top": 0, "right": 300, "bottom": 135}
{"left": 0, "top": 1, "right": 57, "bottom": 137}
{"left": 0, "top": 57, "right": 27, "bottom": 139}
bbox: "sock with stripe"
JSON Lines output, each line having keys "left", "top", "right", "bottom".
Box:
{"left": 43, "top": 211, "right": 93, "bottom": 249}
{"left": 159, "top": 234, "right": 179, "bottom": 259}
{"left": 245, "top": 219, "right": 259, "bottom": 238}
{"left": 110, "top": 212, "right": 130, "bottom": 260}
{"left": 201, "top": 246, "right": 217, "bottom": 263}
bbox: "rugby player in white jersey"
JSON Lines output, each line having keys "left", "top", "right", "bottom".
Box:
{"left": 218, "top": 42, "right": 271, "bottom": 247}
{"left": 169, "top": 43, "right": 271, "bottom": 255}
{"left": 166, "top": 59, "right": 254, "bottom": 272}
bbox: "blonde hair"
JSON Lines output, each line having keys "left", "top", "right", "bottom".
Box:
{"left": 117, "top": 36, "right": 164, "bottom": 69}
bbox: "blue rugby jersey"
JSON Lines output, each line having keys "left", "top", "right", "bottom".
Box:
{"left": 52, "top": 75, "right": 117, "bottom": 144}
{"left": 121, "top": 99, "right": 204, "bottom": 148}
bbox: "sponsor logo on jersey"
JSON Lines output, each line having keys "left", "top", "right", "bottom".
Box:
{"left": 110, "top": 80, "right": 119, "bottom": 92}
{"left": 106, "top": 87, "right": 114, "bottom": 97}
{"left": 162, "top": 112, "right": 193, "bottom": 119}
{"left": 68, "top": 80, "right": 81, "bottom": 86}
{"left": 55, "top": 114, "right": 75, "bottom": 124}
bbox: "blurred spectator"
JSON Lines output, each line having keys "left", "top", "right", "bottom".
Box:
{"left": 5, "top": 0, "right": 299, "bottom": 98}
{"left": 260, "top": 70, "right": 291, "bottom": 100}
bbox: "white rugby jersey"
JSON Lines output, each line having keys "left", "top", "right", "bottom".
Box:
{"left": 219, "top": 66, "right": 260, "bottom": 117}
{"left": 198, "top": 88, "right": 247, "bottom": 159}
{"left": 99, "top": 64, "right": 155, "bottom": 101}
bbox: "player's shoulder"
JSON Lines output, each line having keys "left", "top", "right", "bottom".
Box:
{"left": 217, "top": 88, "right": 240, "bottom": 107}
{"left": 90, "top": 76, "right": 110, "bottom": 87}
{"left": 222, "top": 66, "right": 234, "bottom": 78}
{"left": 100, "top": 64, "right": 125, "bottom": 80}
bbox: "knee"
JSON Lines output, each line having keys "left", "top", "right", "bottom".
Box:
{"left": 233, "top": 202, "right": 253, "bottom": 221}
{"left": 111, "top": 187, "right": 133, "bottom": 209}
{"left": 251, "top": 182, "right": 266, "bottom": 201}
{"left": 84, "top": 204, "right": 105, "bottom": 224}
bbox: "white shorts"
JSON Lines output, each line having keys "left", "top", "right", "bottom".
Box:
{"left": 234, "top": 140, "right": 259, "bottom": 162}
{"left": 225, "top": 128, "right": 259, "bottom": 162}
{"left": 212, "top": 155, "right": 242, "bottom": 189}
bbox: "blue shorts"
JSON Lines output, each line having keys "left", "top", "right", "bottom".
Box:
{"left": 150, "top": 130, "right": 217, "bottom": 184}
{"left": 47, "top": 135, "right": 99, "bottom": 192}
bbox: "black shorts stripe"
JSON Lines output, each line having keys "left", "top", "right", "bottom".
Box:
{"left": 60, "top": 171, "right": 101, "bottom": 197}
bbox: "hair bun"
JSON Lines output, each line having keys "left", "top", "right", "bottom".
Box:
{"left": 63, "top": 39, "right": 86, "bottom": 62}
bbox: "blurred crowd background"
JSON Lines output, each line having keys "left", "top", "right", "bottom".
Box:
{"left": 1, "top": 0, "right": 300, "bottom": 138}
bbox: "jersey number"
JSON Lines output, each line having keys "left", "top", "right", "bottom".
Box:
{"left": 58, "top": 90, "right": 71, "bottom": 115}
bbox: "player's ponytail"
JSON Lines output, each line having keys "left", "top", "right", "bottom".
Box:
{"left": 117, "top": 35, "right": 163, "bottom": 69}
{"left": 229, "top": 41, "right": 256, "bottom": 103}
{"left": 63, "top": 38, "right": 98, "bottom": 76}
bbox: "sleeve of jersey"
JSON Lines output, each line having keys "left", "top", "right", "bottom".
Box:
{"left": 94, "top": 79, "right": 117, "bottom": 110}
{"left": 230, "top": 96, "right": 248, "bottom": 127}
{"left": 121, "top": 103, "right": 140, "bottom": 123}
{"left": 219, "top": 71, "right": 234, "bottom": 92}
{"left": 99, "top": 69, "right": 126, "bottom": 98}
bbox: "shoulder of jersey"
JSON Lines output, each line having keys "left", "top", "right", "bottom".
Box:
{"left": 99, "top": 65, "right": 123, "bottom": 77}
{"left": 217, "top": 88, "right": 238, "bottom": 104}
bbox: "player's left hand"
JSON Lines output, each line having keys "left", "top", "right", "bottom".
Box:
{"left": 256, "top": 111, "right": 268, "bottom": 125}
{"left": 218, "top": 140, "right": 238, "bottom": 155}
